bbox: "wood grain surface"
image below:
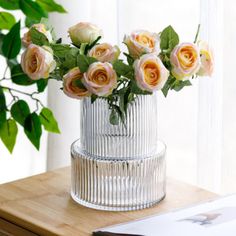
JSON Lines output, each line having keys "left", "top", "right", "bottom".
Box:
{"left": 0, "top": 167, "right": 217, "bottom": 236}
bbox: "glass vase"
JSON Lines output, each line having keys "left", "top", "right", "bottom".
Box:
{"left": 71, "top": 94, "right": 166, "bottom": 211}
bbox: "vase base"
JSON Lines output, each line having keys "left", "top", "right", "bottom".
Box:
{"left": 71, "top": 191, "right": 166, "bottom": 211}
{"left": 71, "top": 140, "right": 166, "bottom": 211}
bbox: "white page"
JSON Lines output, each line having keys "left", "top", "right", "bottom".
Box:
{"left": 95, "top": 195, "right": 236, "bottom": 236}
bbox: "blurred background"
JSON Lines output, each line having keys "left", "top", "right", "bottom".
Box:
{"left": 0, "top": 0, "right": 235, "bottom": 195}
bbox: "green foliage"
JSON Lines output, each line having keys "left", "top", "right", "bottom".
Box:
{"left": 19, "top": 0, "right": 47, "bottom": 21}
{"left": 0, "top": 12, "right": 16, "bottom": 30}
{"left": 109, "top": 109, "right": 119, "bottom": 125}
{"left": 0, "top": 119, "right": 18, "bottom": 153}
{"left": 113, "top": 60, "right": 134, "bottom": 80}
{"left": 37, "top": 79, "right": 48, "bottom": 92}
{"left": 39, "top": 107, "right": 60, "bottom": 133}
{"left": 0, "top": 87, "right": 7, "bottom": 129}
{"left": 161, "top": 76, "right": 192, "bottom": 97}
{"left": 0, "top": 0, "right": 65, "bottom": 154}
{"left": 29, "top": 27, "right": 49, "bottom": 46}
{"left": 36, "top": 0, "right": 66, "bottom": 13}
{"left": 11, "top": 64, "right": 36, "bottom": 86}
{"left": 160, "top": 25, "right": 179, "bottom": 52}
{"left": 76, "top": 54, "right": 97, "bottom": 72}
{"left": 24, "top": 112, "right": 42, "bottom": 150}
{"left": 10, "top": 100, "right": 30, "bottom": 126}
{"left": 2, "top": 21, "right": 21, "bottom": 59}
{"left": 0, "top": 0, "right": 19, "bottom": 10}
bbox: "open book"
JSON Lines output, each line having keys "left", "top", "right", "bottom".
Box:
{"left": 93, "top": 195, "right": 236, "bottom": 236}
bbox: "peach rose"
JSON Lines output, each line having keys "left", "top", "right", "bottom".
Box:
{"left": 22, "top": 23, "right": 52, "bottom": 47}
{"left": 197, "top": 40, "right": 214, "bottom": 76}
{"left": 63, "top": 67, "right": 90, "bottom": 99}
{"left": 21, "top": 44, "right": 56, "bottom": 80}
{"left": 170, "top": 42, "right": 201, "bottom": 80}
{"left": 124, "top": 30, "right": 160, "bottom": 59}
{"left": 68, "top": 22, "right": 103, "bottom": 46}
{"left": 82, "top": 62, "right": 117, "bottom": 96}
{"left": 134, "top": 53, "right": 169, "bottom": 92}
{"left": 88, "top": 43, "right": 120, "bottom": 63}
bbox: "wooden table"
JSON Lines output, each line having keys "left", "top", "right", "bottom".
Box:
{"left": 0, "top": 167, "right": 217, "bottom": 236}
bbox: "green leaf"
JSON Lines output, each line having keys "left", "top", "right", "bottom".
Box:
{"left": 113, "top": 60, "right": 134, "bottom": 80}
{"left": 123, "top": 52, "right": 134, "bottom": 66}
{"left": 24, "top": 112, "right": 42, "bottom": 150}
{"left": 11, "top": 64, "right": 36, "bottom": 86}
{"left": 0, "top": 119, "right": 18, "bottom": 153}
{"left": 171, "top": 80, "right": 192, "bottom": 92}
{"left": 2, "top": 21, "right": 21, "bottom": 59}
{"left": 0, "top": 0, "right": 19, "bottom": 10}
{"left": 109, "top": 109, "right": 119, "bottom": 125}
{"left": 51, "top": 44, "right": 71, "bottom": 59}
{"left": 7, "top": 58, "right": 18, "bottom": 69}
{"left": 161, "top": 76, "right": 176, "bottom": 97}
{"left": 76, "top": 54, "right": 97, "bottom": 73}
{"left": 39, "top": 107, "right": 60, "bottom": 133}
{"left": 0, "top": 87, "right": 7, "bottom": 129}
{"left": 86, "top": 36, "right": 101, "bottom": 52}
{"left": 36, "top": 0, "right": 66, "bottom": 13}
{"left": 29, "top": 27, "right": 49, "bottom": 46}
{"left": 160, "top": 25, "right": 179, "bottom": 52}
{"left": 91, "top": 94, "right": 98, "bottom": 104}
{"left": 0, "top": 32, "right": 4, "bottom": 55}
{"left": 37, "top": 79, "right": 48, "bottom": 92}
{"left": 72, "top": 79, "right": 86, "bottom": 90}
{"left": 0, "top": 12, "right": 16, "bottom": 30}
{"left": 25, "top": 17, "right": 38, "bottom": 28}
{"left": 10, "top": 100, "right": 30, "bottom": 126}
{"left": 19, "top": 0, "right": 47, "bottom": 21}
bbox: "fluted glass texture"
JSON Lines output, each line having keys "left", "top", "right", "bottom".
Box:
{"left": 80, "top": 95, "right": 158, "bottom": 158}
{"left": 71, "top": 94, "right": 166, "bottom": 211}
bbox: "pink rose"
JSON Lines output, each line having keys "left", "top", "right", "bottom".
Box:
{"left": 21, "top": 44, "right": 56, "bottom": 80}
{"left": 197, "top": 40, "right": 214, "bottom": 76}
{"left": 124, "top": 30, "right": 160, "bottom": 59}
{"left": 63, "top": 67, "right": 90, "bottom": 99}
{"left": 170, "top": 42, "right": 201, "bottom": 80}
{"left": 88, "top": 43, "right": 120, "bottom": 63}
{"left": 83, "top": 62, "right": 117, "bottom": 96}
{"left": 134, "top": 53, "right": 169, "bottom": 92}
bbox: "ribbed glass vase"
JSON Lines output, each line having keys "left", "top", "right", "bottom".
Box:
{"left": 71, "top": 94, "right": 166, "bottom": 211}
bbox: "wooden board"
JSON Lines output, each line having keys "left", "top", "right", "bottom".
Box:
{"left": 0, "top": 167, "right": 217, "bottom": 236}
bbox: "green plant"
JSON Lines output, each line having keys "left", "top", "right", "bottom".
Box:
{"left": 0, "top": 0, "right": 66, "bottom": 153}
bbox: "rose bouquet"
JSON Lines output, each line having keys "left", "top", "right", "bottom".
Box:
{"left": 21, "top": 22, "right": 213, "bottom": 125}
{"left": 1, "top": 19, "right": 213, "bottom": 153}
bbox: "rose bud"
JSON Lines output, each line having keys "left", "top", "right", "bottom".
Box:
{"left": 68, "top": 22, "right": 103, "bottom": 46}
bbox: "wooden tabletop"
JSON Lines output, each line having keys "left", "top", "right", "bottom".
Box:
{"left": 0, "top": 167, "right": 217, "bottom": 236}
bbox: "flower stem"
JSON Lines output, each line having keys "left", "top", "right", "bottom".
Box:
{"left": 194, "top": 24, "right": 201, "bottom": 44}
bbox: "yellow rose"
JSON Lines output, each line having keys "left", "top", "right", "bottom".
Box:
{"left": 21, "top": 44, "right": 56, "bottom": 80}
{"left": 134, "top": 53, "right": 169, "bottom": 92}
{"left": 88, "top": 43, "right": 120, "bottom": 63}
{"left": 82, "top": 62, "right": 117, "bottom": 96}
{"left": 170, "top": 42, "right": 201, "bottom": 80}
{"left": 124, "top": 30, "right": 160, "bottom": 59}
{"left": 68, "top": 22, "right": 103, "bottom": 46}
{"left": 197, "top": 40, "right": 214, "bottom": 76}
{"left": 63, "top": 67, "right": 90, "bottom": 99}
{"left": 22, "top": 24, "right": 52, "bottom": 47}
